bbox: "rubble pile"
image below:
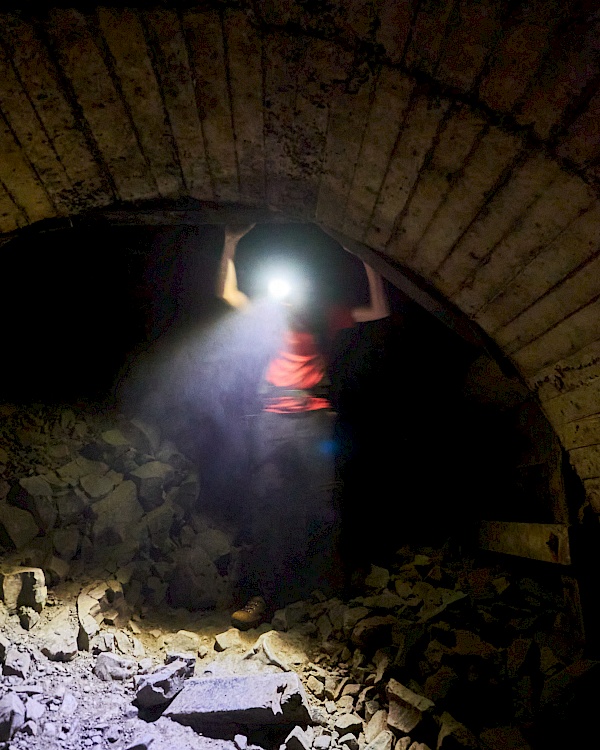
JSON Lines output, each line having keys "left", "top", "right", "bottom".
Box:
{"left": 0, "top": 542, "right": 592, "bottom": 749}
{"left": 0, "top": 405, "right": 238, "bottom": 612}
{"left": 0, "top": 404, "right": 595, "bottom": 749}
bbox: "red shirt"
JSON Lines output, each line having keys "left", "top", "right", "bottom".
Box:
{"left": 264, "top": 306, "right": 354, "bottom": 413}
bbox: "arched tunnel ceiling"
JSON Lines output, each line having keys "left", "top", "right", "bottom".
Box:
{"left": 2, "top": 2, "right": 600, "bottom": 505}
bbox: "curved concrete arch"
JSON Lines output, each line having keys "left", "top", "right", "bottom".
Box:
{"left": 2, "top": 4, "right": 600, "bottom": 512}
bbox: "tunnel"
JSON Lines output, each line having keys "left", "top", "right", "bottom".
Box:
{"left": 1, "top": 3, "right": 600, "bottom": 749}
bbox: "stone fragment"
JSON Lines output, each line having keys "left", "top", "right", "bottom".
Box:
{"left": 166, "top": 630, "right": 200, "bottom": 654}
{"left": 0, "top": 634, "right": 9, "bottom": 662}
{"left": 19, "top": 475, "right": 53, "bottom": 497}
{"left": 165, "top": 672, "right": 311, "bottom": 727}
{"left": 373, "top": 648, "right": 392, "bottom": 683}
{"left": 317, "top": 613, "right": 333, "bottom": 641}
{"left": 365, "top": 731, "right": 394, "bottom": 750}
{"left": 334, "top": 714, "right": 363, "bottom": 737}
{"left": 52, "top": 525, "right": 81, "bottom": 560}
{"left": 135, "top": 658, "right": 193, "bottom": 707}
{"left": 91, "top": 480, "right": 144, "bottom": 545}
{"left": 0, "top": 567, "right": 47, "bottom": 613}
{"left": 424, "top": 666, "right": 459, "bottom": 703}
{"left": 339, "top": 735, "right": 359, "bottom": 750}
{"left": 0, "top": 692, "right": 25, "bottom": 741}
{"left": 0, "top": 505, "right": 39, "bottom": 550}
{"left": 39, "top": 610, "right": 79, "bottom": 662}
{"left": 44, "top": 555, "right": 70, "bottom": 584}
{"left": 386, "top": 679, "right": 434, "bottom": 734}
{"left": 94, "top": 652, "right": 136, "bottom": 681}
{"left": 167, "top": 545, "right": 225, "bottom": 610}
{"left": 80, "top": 472, "right": 118, "bottom": 499}
{"left": 3, "top": 648, "right": 31, "bottom": 678}
{"left": 284, "top": 725, "right": 312, "bottom": 750}
{"left": 125, "top": 735, "right": 156, "bottom": 750}
{"left": 436, "top": 712, "right": 478, "bottom": 748}
{"left": 363, "top": 593, "right": 405, "bottom": 610}
{"left": 58, "top": 457, "right": 109, "bottom": 485}
{"left": 129, "top": 461, "right": 173, "bottom": 511}
{"left": 18, "top": 606, "right": 40, "bottom": 630}
{"left": 365, "top": 566, "right": 390, "bottom": 590}
{"left": 351, "top": 616, "right": 399, "bottom": 649}
{"left": 25, "top": 699, "right": 45, "bottom": 721}
{"left": 101, "top": 429, "right": 129, "bottom": 447}
{"left": 337, "top": 695, "right": 355, "bottom": 713}
{"left": 395, "top": 741, "right": 411, "bottom": 750}
{"left": 314, "top": 735, "right": 331, "bottom": 750}
{"left": 17, "top": 478, "right": 58, "bottom": 531}
{"left": 214, "top": 628, "right": 244, "bottom": 652}
{"left": 60, "top": 692, "right": 78, "bottom": 715}
{"left": 343, "top": 607, "right": 370, "bottom": 637}
{"left": 308, "top": 675, "right": 325, "bottom": 699}
{"left": 366, "top": 710, "right": 389, "bottom": 743}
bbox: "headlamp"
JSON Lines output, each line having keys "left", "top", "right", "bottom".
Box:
{"left": 268, "top": 277, "right": 292, "bottom": 301}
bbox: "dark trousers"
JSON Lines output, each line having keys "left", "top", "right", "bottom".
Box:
{"left": 239, "top": 409, "right": 342, "bottom": 608}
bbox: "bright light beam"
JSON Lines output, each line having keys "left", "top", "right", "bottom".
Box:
{"left": 268, "top": 277, "right": 292, "bottom": 300}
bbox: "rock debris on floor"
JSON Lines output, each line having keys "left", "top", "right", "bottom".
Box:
{"left": 0, "top": 405, "right": 597, "bottom": 749}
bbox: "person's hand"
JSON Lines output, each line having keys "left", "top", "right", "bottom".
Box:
{"left": 225, "top": 223, "right": 256, "bottom": 243}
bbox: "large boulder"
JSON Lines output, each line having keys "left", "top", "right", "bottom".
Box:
{"left": 165, "top": 672, "right": 311, "bottom": 728}
{"left": 0, "top": 504, "right": 39, "bottom": 550}
{"left": 0, "top": 567, "right": 47, "bottom": 614}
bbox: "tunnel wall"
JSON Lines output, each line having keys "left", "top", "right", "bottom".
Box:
{"left": 1, "top": 4, "right": 600, "bottom": 521}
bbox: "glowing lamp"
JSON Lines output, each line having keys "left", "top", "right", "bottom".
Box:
{"left": 268, "top": 277, "right": 292, "bottom": 300}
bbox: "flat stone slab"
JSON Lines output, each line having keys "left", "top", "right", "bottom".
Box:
{"left": 164, "top": 672, "right": 311, "bottom": 728}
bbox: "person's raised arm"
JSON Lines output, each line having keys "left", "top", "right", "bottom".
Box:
{"left": 216, "top": 224, "right": 255, "bottom": 308}
{"left": 350, "top": 261, "right": 390, "bottom": 323}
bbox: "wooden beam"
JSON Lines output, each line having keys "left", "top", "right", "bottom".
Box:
{"left": 478, "top": 520, "right": 571, "bottom": 565}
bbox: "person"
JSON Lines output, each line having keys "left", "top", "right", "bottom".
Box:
{"left": 216, "top": 224, "right": 389, "bottom": 628}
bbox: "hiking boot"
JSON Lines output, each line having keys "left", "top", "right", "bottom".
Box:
{"left": 231, "top": 596, "right": 267, "bottom": 630}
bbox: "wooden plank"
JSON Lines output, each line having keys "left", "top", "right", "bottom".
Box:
{"left": 436, "top": 0, "right": 506, "bottom": 92}
{"left": 342, "top": 67, "right": 414, "bottom": 239}
{"left": 479, "top": 201, "right": 600, "bottom": 340}
{"left": 478, "top": 0, "right": 565, "bottom": 112}
{"left": 453, "top": 172, "right": 595, "bottom": 318}
{"left": 404, "top": 0, "right": 455, "bottom": 76}
{"left": 316, "top": 67, "right": 375, "bottom": 231}
{"left": 516, "top": 15, "right": 600, "bottom": 139}
{"left": 531, "top": 338, "right": 600, "bottom": 403}
{"left": 410, "top": 127, "right": 523, "bottom": 277}
{"left": 386, "top": 104, "right": 484, "bottom": 261}
{"left": 183, "top": 8, "right": 238, "bottom": 202}
{"left": 224, "top": 9, "right": 265, "bottom": 204}
{"left": 365, "top": 92, "right": 449, "bottom": 249}
{"left": 97, "top": 8, "right": 182, "bottom": 199}
{"left": 514, "top": 295, "right": 600, "bottom": 376}
{"left": 568, "top": 444, "right": 600, "bottom": 481}
{"left": 1, "top": 13, "right": 110, "bottom": 210}
{"left": 374, "top": 0, "right": 414, "bottom": 65}
{"left": 557, "top": 87, "right": 600, "bottom": 166}
{"left": 436, "top": 153, "right": 559, "bottom": 298}
{"left": 143, "top": 9, "right": 211, "bottom": 201}
{"left": 478, "top": 520, "right": 571, "bottom": 565}
{"left": 0, "top": 112, "right": 55, "bottom": 223}
{"left": 47, "top": 8, "right": 156, "bottom": 202}
{"left": 0, "top": 39, "right": 72, "bottom": 213}
{"left": 542, "top": 377, "right": 600, "bottom": 427}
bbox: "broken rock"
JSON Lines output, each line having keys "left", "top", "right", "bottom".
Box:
{"left": 365, "top": 731, "right": 394, "bottom": 750}
{"left": 94, "top": 652, "right": 136, "bottom": 681}
{"left": 135, "top": 658, "right": 194, "bottom": 707}
{"left": 0, "top": 692, "right": 25, "bottom": 741}
{"left": 0, "top": 567, "right": 47, "bottom": 613}
{"left": 386, "top": 679, "right": 434, "bottom": 734}
{"left": 39, "top": 609, "right": 79, "bottom": 662}
{"left": 165, "top": 672, "right": 311, "bottom": 728}
{"left": 0, "top": 505, "right": 39, "bottom": 550}
{"left": 3, "top": 648, "right": 31, "bottom": 678}
{"left": 436, "top": 712, "right": 479, "bottom": 749}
